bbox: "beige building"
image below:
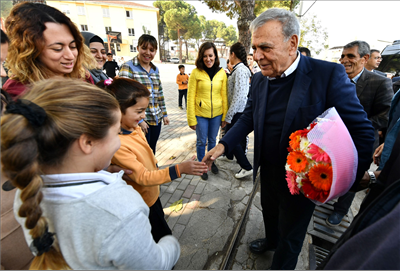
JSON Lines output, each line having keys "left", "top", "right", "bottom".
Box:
{"left": 47, "top": 0, "right": 160, "bottom": 61}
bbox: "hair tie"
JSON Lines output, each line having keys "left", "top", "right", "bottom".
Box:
{"left": 5, "top": 99, "right": 47, "bottom": 127}
{"left": 30, "top": 227, "right": 55, "bottom": 256}
{"left": 104, "top": 78, "right": 113, "bottom": 86}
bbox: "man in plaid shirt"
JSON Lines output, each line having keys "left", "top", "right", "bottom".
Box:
{"left": 119, "top": 34, "right": 169, "bottom": 154}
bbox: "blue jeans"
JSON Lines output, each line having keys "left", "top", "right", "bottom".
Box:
{"left": 196, "top": 115, "right": 222, "bottom": 162}
{"left": 145, "top": 121, "right": 162, "bottom": 155}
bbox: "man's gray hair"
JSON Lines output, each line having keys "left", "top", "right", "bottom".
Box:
{"left": 250, "top": 8, "right": 300, "bottom": 42}
{"left": 344, "top": 41, "right": 370, "bottom": 57}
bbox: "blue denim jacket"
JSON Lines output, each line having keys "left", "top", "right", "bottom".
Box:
{"left": 379, "top": 90, "right": 400, "bottom": 170}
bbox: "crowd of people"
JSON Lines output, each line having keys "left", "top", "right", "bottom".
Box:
{"left": 1, "top": 2, "right": 399, "bottom": 270}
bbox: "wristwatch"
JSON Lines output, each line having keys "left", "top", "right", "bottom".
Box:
{"left": 367, "top": 170, "right": 377, "bottom": 185}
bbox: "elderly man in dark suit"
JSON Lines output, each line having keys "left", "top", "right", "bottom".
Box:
{"left": 202, "top": 8, "right": 375, "bottom": 270}
{"left": 326, "top": 41, "right": 394, "bottom": 227}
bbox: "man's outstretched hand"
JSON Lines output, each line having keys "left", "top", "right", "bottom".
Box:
{"left": 202, "top": 143, "right": 225, "bottom": 170}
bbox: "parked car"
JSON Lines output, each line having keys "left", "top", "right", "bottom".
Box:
{"left": 170, "top": 57, "right": 180, "bottom": 63}
{"left": 377, "top": 40, "right": 400, "bottom": 77}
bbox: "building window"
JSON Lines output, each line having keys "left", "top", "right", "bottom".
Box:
{"left": 61, "top": 4, "right": 70, "bottom": 14}
{"left": 126, "top": 10, "right": 133, "bottom": 19}
{"left": 117, "top": 44, "right": 121, "bottom": 52}
{"left": 128, "top": 28, "right": 135, "bottom": 36}
{"left": 80, "top": 25, "right": 88, "bottom": 31}
{"left": 77, "top": 6, "right": 85, "bottom": 15}
{"left": 105, "top": 26, "right": 112, "bottom": 33}
{"left": 133, "top": 47, "right": 137, "bottom": 52}
{"left": 102, "top": 8, "right": 110, "bottom": 17}
{"left": 130, "top": 45, "right": 134, "bottom": 52}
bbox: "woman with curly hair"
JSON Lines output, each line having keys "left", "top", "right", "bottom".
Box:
{"left": 2, "top": 2, "right": 86, "bottom": 99}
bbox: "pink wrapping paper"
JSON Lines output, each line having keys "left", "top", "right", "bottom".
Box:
{"left": 306, "top": 107, "right": 358, "bottom": 205}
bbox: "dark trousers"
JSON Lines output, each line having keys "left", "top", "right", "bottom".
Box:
{"left": 178, "top": 89, "right": 187, "bottom": 107}
{"left": 225, "top": 113, "right": 252, "bottom": 170}
{"left": 260, "top": 161, "right": 315, "bottom": 269}
{"left": 333, "top": 191, "right": 356, "bottom": 216}
{"left": 145, "top": 121, "right": 162, "bottom": 155}
{"left": 149, "top": 198, "right": 172, "bottom": 242}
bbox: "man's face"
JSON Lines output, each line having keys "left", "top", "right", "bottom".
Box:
{"left": 366, "top": 51, "right": 382, "bottom": 70}
{"left": 251, "top": 20, "right": 298, "bottom": 78}
{"left": 340, "top": 46, "right": 369, "bottom": 79}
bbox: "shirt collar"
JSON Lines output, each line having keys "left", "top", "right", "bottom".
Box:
{"left": 267, "top": 52, "right": 300, "bottom": 81}
{"left": 133, "top": 56, "right": 156, "bottom": 73}
{"left": 40, "top": 170, "right": 125, "bottom": 200}
{"left": 351, "top": 68, "right": 364, "bottom": 84}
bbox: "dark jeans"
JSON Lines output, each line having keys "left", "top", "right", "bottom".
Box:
{"left": 178, "top": 89, "right": 187, "bottom": 107}
{"left": 225, "top": 113, "right": 252, "bottom": 171}
{"left": 260, "top": 161, "right": 316, "bottom": 269}
{"left": 333, "top": 191, "right": 356, "bottom": 216}
{"left": 149, "top": 198, "right": 172, "bottom": 242}
{"left": 145, "top": 121, "right": 162, "bottom": 155}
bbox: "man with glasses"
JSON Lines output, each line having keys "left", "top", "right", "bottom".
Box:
{"left": 365, "top": 49, "right": 387, "bottom": 77}
{"left": 327, "top": 41, "right": 393, "bottom": 228}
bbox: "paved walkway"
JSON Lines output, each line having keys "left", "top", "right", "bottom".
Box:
{"left": 155, "top": 63, "right": 262, "bottom": 269}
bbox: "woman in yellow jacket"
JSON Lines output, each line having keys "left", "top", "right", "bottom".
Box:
{"left": 187, "top": 42, "right": 228, "bottom": 180}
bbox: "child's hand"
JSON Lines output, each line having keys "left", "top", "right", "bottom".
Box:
{"left": 178, "top": 155, "right": 208, "bottom": 176}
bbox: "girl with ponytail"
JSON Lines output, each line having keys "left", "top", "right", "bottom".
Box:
{"left": 222, "top": 42, "right": 254, "bottom": 179}
{"left": 1, "top": 79, "right": 180, "bottom": 269}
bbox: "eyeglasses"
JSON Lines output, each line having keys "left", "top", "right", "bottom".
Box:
{"left": 373, "top": 57, "right": 383, "bottom": 60}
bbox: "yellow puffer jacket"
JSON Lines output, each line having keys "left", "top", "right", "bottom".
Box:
{"left": 187, "top": 67, "right": 228, "bottom": 126}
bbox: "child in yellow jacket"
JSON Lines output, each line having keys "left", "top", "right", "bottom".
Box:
{"left": 97, "top": 78, "right": 208, "bottom": 242}
{"left": 176, "top": 65, "right": 189, "bottom": 110}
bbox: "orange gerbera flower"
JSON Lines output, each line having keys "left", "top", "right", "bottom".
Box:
{"left": 289, "top": 131, "right": 302, "bottom": 150}
{"left": 301, "top": 179, "right": 329, "bottom": 202}
{"left": 308, "top": 164, "right": 332, "bottom": 191}
{"left": 287, "top": 151, "right": 308, "bottom": 172}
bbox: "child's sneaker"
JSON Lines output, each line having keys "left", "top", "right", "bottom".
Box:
{"left": 179, "top": 106, "right": 183, "bottom": 110}
{"left": 235, "top": 169, "right": 253, "bottom": 179}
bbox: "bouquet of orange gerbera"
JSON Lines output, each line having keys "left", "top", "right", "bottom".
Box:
{"left": 285, "top": 107, "right": 358, "bottom": 205}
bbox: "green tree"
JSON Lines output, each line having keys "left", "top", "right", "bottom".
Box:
{"left": 1, "top": 0, "right": 12, "bottom": 20}
{"left": 299, "top": 13, "right": 329, "bottom": 56}
{"left": 153, "top": 1, "right": 192, "bottom": 61}
{"left": 204, "top": 19, "right": 225, "bottom": 42}
{"left": 219, "top": 25, "right": 237, "bottom": 57}
{"left": 164, "top": 1, "right": 200, "bottom": 63}
{"left": 142, "top": 26, "right": 151, "bottom": 35}
{"left": 193, "top": 15, "right": 206, "bottom": 51}
{"left": 202, "top": 0, "right": 299, "bottom": 53}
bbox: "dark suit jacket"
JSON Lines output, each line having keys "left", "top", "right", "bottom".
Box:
{"left": 220, "top": 55, "right": 375, "bottom": 190}
{"left": 372, "top": 69, "right": 387, "bottom": 78}
{"left": 356, "top": 69, "right": 393, "bottom": 130}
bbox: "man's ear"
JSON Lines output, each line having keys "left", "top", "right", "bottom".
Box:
{"left": 289, "top": 35, "right": 299, "bottom": 56}
{"left": 77, "top": 134, "right": 94, "bottom": 155}
{"left": 362, "top": 53, "right": 370, "bottom": 64}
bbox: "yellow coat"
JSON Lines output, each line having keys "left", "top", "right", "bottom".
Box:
{"left": 187, "top": 68, "right": 228, "bottom": 126}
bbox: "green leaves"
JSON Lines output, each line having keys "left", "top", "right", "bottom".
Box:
{"left": 169, "top": 199, "right": 183, "bottom": 212}
{"left": 299, "top": 14, "right": 329, "bottom": 56}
